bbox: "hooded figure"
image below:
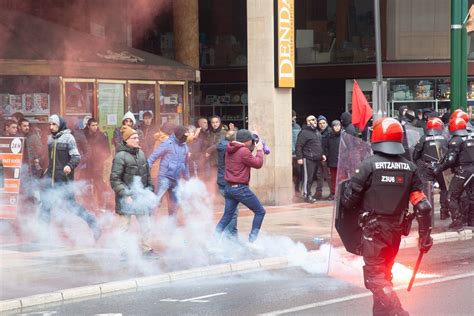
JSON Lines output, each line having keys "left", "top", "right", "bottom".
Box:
{"left": 147, "top": 125, "right": 190, "bottom": 216}
{"left": 112, "top": 111, "right": 143, "bottom": 152}
{"left": 39, "top": 114, "right": 101, "bottom": 240}
{"left": 340, "top": 112, "right": 357, "bottom": 137}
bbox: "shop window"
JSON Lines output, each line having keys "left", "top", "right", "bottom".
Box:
{"left": 159, "top": 83, "right": 184, "bottom": 126}
{"left": 0, "top": 75, "right": 57, "bottom": 123}
{"left": 195, "top": 83, "right": 247, "bottom": 129}
{"left": 129, "top": 82, "right": 156, "bottom": 121}
{"left": 199, "top": 0, "right": 247, "bottom": 68}
{"left": 295, "top": 0, "right": 375, "bottom": 65}
{"left": 386, "top": 77, "right": 474, "bottom": 117}
{"left": 64, "top": 82, "right": 94, "bottom": 116}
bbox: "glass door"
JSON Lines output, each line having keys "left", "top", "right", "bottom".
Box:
{"left": 158, "top": 81, "right": 185, "bottom": 126}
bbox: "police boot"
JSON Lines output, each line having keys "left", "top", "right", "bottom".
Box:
{"left": 373, "top": 287, "right": 409, "bottom": 316}
{"left": 440, "top": 209, "right": 450, "bottom": 220}
{"left": 447, "top": 212, "right": 463, "bottom": 232}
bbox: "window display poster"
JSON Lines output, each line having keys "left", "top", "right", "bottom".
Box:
{"left": 98, "top": 83, "right": 124, "bottom": 144}
{"left": 0, "top": 137, "right": 25, "bottom": 219}
{"left": 9, "top": 95, "right": 23, "bottom": 113}
{"left": 34, "top": 93, "right": 50, "bottom": 114}
{"left": 65, "top": 82, "right": 93, "bottom": 114}
{"left": 160, "top": 84, "right": 183, "bottom": 115}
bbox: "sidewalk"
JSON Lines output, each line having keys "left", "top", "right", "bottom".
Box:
{"left": 0, "top": 198, "right": 468, "bottom": 303}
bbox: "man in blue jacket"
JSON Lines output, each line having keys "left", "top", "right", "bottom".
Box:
{"left": 148, "top": 125, "right": 190, "bottom": 216}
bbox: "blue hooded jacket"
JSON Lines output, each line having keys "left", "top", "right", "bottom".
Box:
{"left": 216, "top": 138, "right": 229, "bottom": 187}
{"left": 147, "top": 134, "right": 190, "bottom": 181}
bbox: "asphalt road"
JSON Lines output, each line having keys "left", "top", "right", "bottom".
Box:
{"left": 14, "top": 239, "right": 474, "bottom": 316}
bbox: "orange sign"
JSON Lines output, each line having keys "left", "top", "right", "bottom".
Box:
{"left": 0, "top": 137, "right": 25, "bottom": 219}
{"left": 275, "top": 0, "right": 295, "bottom": 88}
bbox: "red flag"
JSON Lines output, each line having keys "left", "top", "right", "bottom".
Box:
{"left": 352, "top": 80, "right": 373, "bottom": 131}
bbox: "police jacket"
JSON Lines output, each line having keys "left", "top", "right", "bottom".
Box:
{"left": 412, "top": 134, "right": 448, "bottom": 165}
{"left": 343, "top": 153, "right": 423, "bottom": 216}
{"left": 436, "top": 135, "right": 474, "bottom": 173}
{"left": 295, "top": 125, "right": 324, "bottom": 161}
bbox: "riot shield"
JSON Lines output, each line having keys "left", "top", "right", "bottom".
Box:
{"left": 405, "top": 124, "right": 424, "bottom": 158}
{"left": 335, "top": 179, "right": 362, "bottom": 255}
{"left": 330, "top": 133, "right": 372, "bottom": 255}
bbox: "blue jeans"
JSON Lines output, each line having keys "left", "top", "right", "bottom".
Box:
{"left": 216, "top": 184, "right": 266, "bottom": 242}
{"left": 156, "top": 177, "right": 178, "bottom": 216}
{"left": 218, "top": 184, "right": 239, "bottom": 238}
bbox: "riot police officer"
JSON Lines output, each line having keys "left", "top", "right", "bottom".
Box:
{"left": 433, "top": 115, "right": 474, "bottom": 230}
{"left": 412, "top": 117, "right": 449, "bottom": 219}
{"left": 341, "top": 117, "right": 433, "bottom": 316}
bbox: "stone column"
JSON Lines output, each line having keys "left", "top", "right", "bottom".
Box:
{"left": 247, "top": 0, "right": 293, "bottom": 205}
{"left": 173, "top": 0, "right": 199, "bottom": 68}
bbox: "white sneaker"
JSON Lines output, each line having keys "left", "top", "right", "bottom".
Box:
{"left": 246, "top": 242, "right": 264, "bottom": 252}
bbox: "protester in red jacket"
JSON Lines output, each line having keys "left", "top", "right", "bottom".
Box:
{"left": 214, "top": 129, "right": 266, "bottom": 245}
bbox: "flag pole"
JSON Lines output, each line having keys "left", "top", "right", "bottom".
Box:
{"left": 374, "top": 0, "right": 384, "bottom": 120}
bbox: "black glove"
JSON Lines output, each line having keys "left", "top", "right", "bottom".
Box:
{"left": 363, "top": 217, "right": 382, "bottom": 235}
{"left": 419, "top": 233, "right": 433, "bottom": 253}
{"left": 432, "top": 163, "right": 442, "bottom": 176}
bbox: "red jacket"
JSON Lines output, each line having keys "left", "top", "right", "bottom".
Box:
{"left": 224, "top": 141, "right": 264, "bottom": 185}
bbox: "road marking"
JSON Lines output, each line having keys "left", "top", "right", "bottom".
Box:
{"left": 160, "top": 292, "right": 228, "bottom": 303}
{"left": 259, "top": 272, "right": 474, "bottom": 315}
{"left": 179, "top": 292, "right": 227, "bottom": 302}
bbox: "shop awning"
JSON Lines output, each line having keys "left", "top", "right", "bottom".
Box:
{"left": 0, "top": 10, "right": 196, "bottom": 81}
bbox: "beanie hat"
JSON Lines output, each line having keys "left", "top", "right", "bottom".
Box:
{"left": 49, "top": 114, "right": 61, "bottom": 126}
{"left": 236, "top": 129, "right": 253, "bottom": 142}
{"left": 120, "top": 125, "right": 138, "bottom": 141}
{"left": 174, "top": 125, "right": 188, "bottom": 139}
{"left": 317, "top": 115, "right": 328, "bottom": 122}
{"left": 49, "top": 114, "right": 67, "bottom": 131}
{"left": 331, "top": 120, "right": 341, "bottom": 127}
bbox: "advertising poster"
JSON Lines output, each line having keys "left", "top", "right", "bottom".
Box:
{"left": 98, "top": 83, "right": 124, "bottom": 146}
{"left": 0, "top": 137, "right": 25, "bottom": 219}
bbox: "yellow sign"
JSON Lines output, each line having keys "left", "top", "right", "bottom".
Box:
{"left": 275, "top": 0, "right": 295, "bottom": 88}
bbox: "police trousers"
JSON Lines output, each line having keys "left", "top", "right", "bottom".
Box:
{"left": 362, "top": 220, "right": 406, "bottom": 315}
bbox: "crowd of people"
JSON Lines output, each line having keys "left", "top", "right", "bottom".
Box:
{"left": 1, "top": 105, "right": 473, "bottom": 260}
{"left": 292, "top": 106, "right": 474, "bottom": 232}
{"left": 0, "top": 110, "right": 267, "bottom": 258}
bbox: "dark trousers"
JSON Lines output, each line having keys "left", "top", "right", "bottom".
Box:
{"left": 315, "top": 161, "right": 333, "bottom": 196}
{"left": 215, "top": 184, "right": 266, "bottom": 242}
{"left": 448, "top": 167, "right": 473, "bottom": 226}
{"left": 302, "top": 158, "right": 320, "bottom": 197}
{"left": 292, "top": 156, "right": 301, "bottom": 193}
{"left": 329, "top": 167, "right": 338, "bottom": 195}
{"left": 362, "top": 221, "right": 406, "bottom": 316}
{"left": 39, "top": 182, "right": 98, "bottom": 229}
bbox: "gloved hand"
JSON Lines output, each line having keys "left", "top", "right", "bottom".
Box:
{"left": 431, "top": 163, "right": 442, "bottom": 176}
{"left": 418, "top": 233, "right": 433, "bottom": 253}
{"left": 363, "top": 217, "right": 382, "bottom": 235}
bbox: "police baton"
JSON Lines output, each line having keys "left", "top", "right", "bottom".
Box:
{"left": 407, "top": 250, "right": 424, "bottom": 291}
{"left": 407, "top": 229, "right": 432, "bottom": 292}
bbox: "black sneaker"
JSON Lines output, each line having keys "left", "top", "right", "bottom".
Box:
{"left": 326, "top": 194, "right": 335, "bottom": 201}
{"left": 446, "top": 221, "right": 464, "bottom": 232}
{"left": 304, "top": 196, "right": 317, "bottom": 204}
{"left": 440, "top": 212, "right": 450, "bottom": 220}
{"left": 142, "top": 249, "right": 160, "bottom": 259}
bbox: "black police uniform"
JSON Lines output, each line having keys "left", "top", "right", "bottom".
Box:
{"left": 412, "top": 133, "right": 449, "bottom": 218}
{"left": 342, "top": 153, "right": 428, "bottom": 316}
{"left": 434, "top": 133, "right": 474, "bottom": 229}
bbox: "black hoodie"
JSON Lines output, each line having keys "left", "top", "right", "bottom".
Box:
{"left": 340, "top": 112, "right": 357, "bottom": 137}
{"left": 295, "top": 125, "right": 323, "bottom": 161}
